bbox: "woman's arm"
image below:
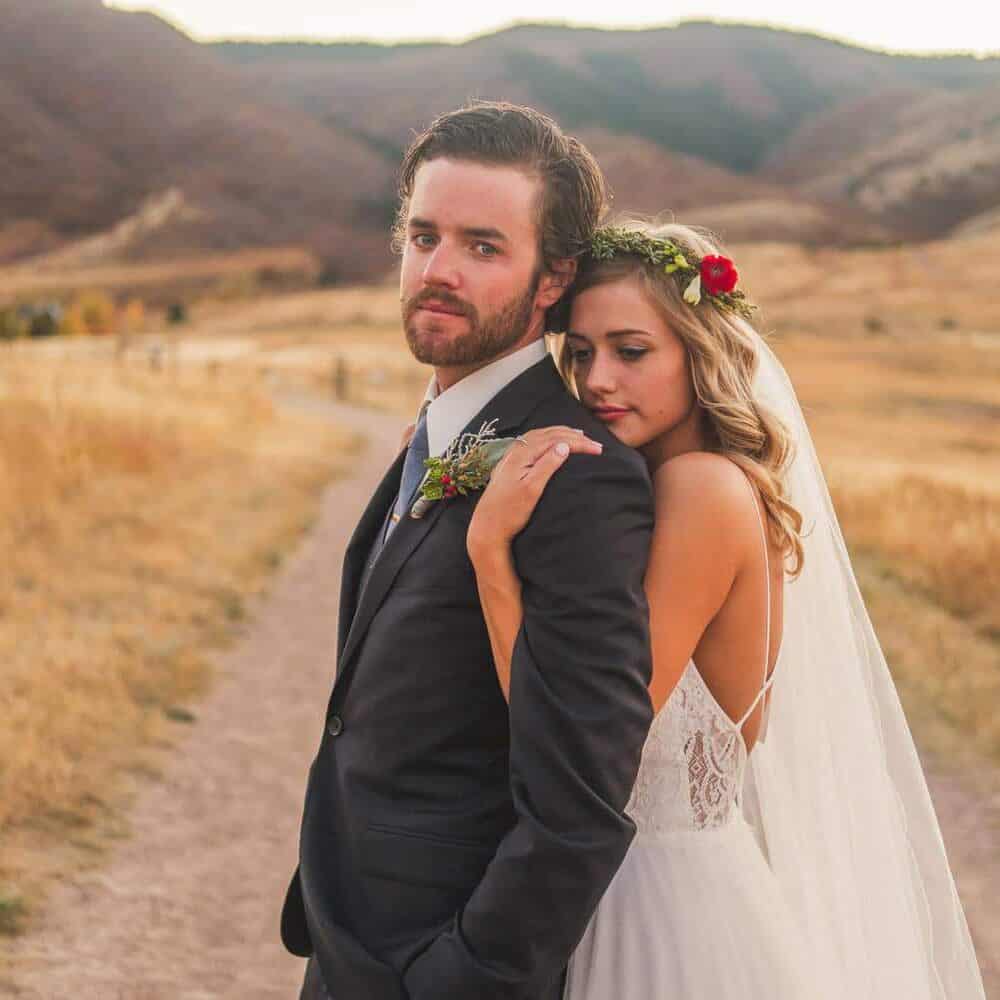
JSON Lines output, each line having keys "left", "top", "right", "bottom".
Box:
{"left": 469, "top": 543, "right": 522, "bottom": 700}
{"left": 467, "top": 425, "right": 603, "bottom": 702}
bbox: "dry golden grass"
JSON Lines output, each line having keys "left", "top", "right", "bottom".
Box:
{"left": 835, "top": 478, "right": 998, "bottom": 635}
{"left": 0, "top": 352, "right": 357, "bottom": 930}
{"left": 179, "top": 285, "right": 430, "bottom": 415}
{"left": 0, "top": 246, "right": 321, "bottom": 307}
{"left": 771, "top": 332, "right": 1000, "bottom": 762}
{"left": 738, "top": 231, "right": 1000, "bottom": 337}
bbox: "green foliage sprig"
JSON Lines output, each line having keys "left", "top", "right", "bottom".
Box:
{"left": 411, "top": 419, "right": 517, "bottom": 519}
{"left": 589, "top": 227, "right": 756, "bottom": 321}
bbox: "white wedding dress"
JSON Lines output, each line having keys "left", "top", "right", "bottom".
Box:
{"left": 561, "top": 328, "right": 985, "bottom": 999}
{"left": 564, "top": 477, "right": 837, "bottom": 1000}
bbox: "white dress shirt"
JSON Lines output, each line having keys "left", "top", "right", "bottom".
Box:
{"left": 420, "top": 339, "right": 549, "bottom": 457}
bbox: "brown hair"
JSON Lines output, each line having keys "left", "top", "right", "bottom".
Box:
{"left": 392, "top": 100, "right": 608, "bottom": 271}
{"left": 557, "top": 220, "right": 805, "bottom": 577}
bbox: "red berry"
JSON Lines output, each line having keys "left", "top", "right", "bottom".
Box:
{"left": 440, "top": 474, "right": 451, "bottom": 485}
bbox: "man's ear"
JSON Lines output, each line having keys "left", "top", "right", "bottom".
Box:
{"left": 536, "top": 257, "right": 577, "bottom": 310}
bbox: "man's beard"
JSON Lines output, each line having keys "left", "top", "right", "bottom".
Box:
{"left": 402, "top": 273, "right": 540, "bottom": 368}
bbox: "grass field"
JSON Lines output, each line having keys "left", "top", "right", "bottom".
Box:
{"left": 774, "top": 334, "right": 1000, "bottom": 764}
{"left": 0, "top": 352, "right": 358, "bottom": 936}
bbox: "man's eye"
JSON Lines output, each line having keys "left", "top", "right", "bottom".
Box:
{"left": 412, "top": 234, "right": 436, "bottom": 248}
{"left": 474, "top": 242, "right": 499, "bottom": 257}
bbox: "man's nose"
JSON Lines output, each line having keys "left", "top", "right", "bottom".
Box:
{"left": 422, "top": 243, "right": 461, "bottom": 289}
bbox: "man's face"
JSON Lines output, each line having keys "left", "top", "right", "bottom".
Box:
{"left": 399, "top": 158, "right": 553, "bottom": 389}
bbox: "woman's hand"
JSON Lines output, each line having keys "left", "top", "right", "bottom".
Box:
{"left": 467, "top": 426, "right": 603, "bottom": 562}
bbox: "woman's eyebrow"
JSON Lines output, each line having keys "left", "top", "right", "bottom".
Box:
{"left": 567, "top": 329, "right": 652, "bottom": 340}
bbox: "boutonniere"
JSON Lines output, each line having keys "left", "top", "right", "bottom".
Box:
{"left": 410, "top": 418, "right": 518, "bottom": 519}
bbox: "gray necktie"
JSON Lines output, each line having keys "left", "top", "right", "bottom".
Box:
{"left": 384, "top": 407, "right": 429, "bottom": 542}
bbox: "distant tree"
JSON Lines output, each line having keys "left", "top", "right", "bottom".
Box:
{"left": 28, "top": 306, "right": 60, "bottom": 338}
{"left": 166, "top": 302, "right": 188, "bottom": 325}
{"left": 317, "top": 261, "right": 341, "bottom": 287}
{"left": 0, "top": 308, "right": 26, "bottom": 340}
{"left": 64, "top": 291, "right": 116, "bottom": 336}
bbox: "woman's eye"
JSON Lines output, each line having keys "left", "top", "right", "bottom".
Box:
{"left": 412, "top": 234, "right": 436, "bottom": 248}
{"left": 569, "top": 349, "right": 592, "bottom": 364}
{"left": 620, "top": 347, "right": 647, "bottom": 362}
{"left": 474, "top": 242, "right": 499, "bottom": 257}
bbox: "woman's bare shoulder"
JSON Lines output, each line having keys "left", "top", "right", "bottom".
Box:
{"left": 652, "top": 451, "right": 755, "bottom": 521}
{"left": 645, "top": 453, "right": 756, "bottom": 623}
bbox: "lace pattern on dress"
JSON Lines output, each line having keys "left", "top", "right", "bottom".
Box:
{"left": 683, "top": 679, "right": 745, "bottom": 829}
{"left": 626, "top": 666, "right": 749, "bottom": 833}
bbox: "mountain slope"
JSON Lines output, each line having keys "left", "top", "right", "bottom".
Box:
{"left": 765, "top": 83, "right": 1000, "bottom": 237}
{"left": 0, "top": 0, "right": 394, "bottom": 275}
{"left": 3, "top": 9, "right": 999, "bottom": 278}
{"left": 216, "top": 22, "right": 1000, "bottom": 175}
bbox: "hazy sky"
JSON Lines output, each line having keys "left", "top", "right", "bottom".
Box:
{"left": 104, "top": 1, "right": 1000, "bottom": 55}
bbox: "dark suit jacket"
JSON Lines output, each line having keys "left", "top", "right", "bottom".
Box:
{"left": 281, "top": 355, "right": 655, "bottom": 999}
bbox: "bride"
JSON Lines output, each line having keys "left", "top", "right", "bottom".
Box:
{"left": 464, "top": 221, "right": 986, "bottom": 998}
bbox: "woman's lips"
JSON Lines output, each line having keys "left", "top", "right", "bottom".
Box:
{"left": 592, "top": 406, "right": 631, "bottom": 423}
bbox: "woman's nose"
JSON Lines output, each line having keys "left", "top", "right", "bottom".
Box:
{"left": 584, "top": 354, "right": 617, "bottom": 394}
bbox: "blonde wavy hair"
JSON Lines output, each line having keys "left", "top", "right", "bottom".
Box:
{"left": 553, "top": 219, "right": 805, "bottom": 577}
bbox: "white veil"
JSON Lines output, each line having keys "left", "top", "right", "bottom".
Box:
{"left": 743, "top": 330, "right": 985, "bottom": 998}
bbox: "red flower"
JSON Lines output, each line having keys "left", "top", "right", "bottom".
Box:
{"left": 440, "top": 474, "right": 451, "bottom": 485}
{"left": 700, "top": 255, "right": 738, "bottom": 296}
{"left": 445, "top": 485, "right": 458, "bottom": 498}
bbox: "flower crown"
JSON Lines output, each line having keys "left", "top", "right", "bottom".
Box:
{"left": 588, "top": 227, "right": 756, "bottom": 321}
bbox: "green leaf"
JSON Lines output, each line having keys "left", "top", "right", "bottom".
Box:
{"left": 478, "top": 438, "right": 517, "bottom": 465}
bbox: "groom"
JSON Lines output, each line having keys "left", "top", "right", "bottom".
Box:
{"left": 281, "top": 101, "right": 655, "bottom": 1000}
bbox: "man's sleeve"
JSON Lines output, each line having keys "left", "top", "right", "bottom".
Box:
{"left": 402, "top": 445, "right": 655, "bottom": 999}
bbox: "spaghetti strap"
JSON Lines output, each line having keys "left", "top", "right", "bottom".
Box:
{"left": 735, "top": 474, "right": 776, "bottom": 731}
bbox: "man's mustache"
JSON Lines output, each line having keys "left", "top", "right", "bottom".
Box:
{"left": 402, "top": 289, "right": 477, "bottom": 323}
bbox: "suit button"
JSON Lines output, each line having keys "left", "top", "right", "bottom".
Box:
{"left": 326, "top": 715, "right": 344, "bottom": 737}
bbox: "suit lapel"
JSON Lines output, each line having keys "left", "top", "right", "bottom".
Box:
{"left": 333, "top": 355, "right": 568, "bottom": 694}
{"left": 333, "top": 488, "right": 449, "bottom": 698}
{"left": 337, "top": 447, "right": 405, "bottom": 660}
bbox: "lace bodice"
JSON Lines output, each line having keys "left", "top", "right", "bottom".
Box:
{"left": 625, "top": 663, "right": 755, "bottom": 832}
{"left": 626, "top": 472, "right": 778, "bottom": 835}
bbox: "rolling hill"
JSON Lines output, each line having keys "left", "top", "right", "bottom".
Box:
{"left": 0, "top": 0, "right": 394, "bottom": 277}
{"left": 2, "top": 4, "right": 999, "bottom": 280}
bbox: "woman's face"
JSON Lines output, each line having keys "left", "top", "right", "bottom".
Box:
{"left": 566, "top": 275, "right": 699, "bottom": 453}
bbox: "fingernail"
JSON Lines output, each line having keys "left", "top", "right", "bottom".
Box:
{"left": 555, "top": 442, "right": 570, "bottom": 457}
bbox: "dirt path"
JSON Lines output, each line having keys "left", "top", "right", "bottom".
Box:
{"left": 3, "top": 394, "right": 401, "bottom": 1000}
{"left": 3, "top": 391, "right": 997, "bottom": 999}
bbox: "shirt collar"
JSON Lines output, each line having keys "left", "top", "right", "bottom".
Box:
{"left": 420, "top": 339, "right": 549, "bottom": 457}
